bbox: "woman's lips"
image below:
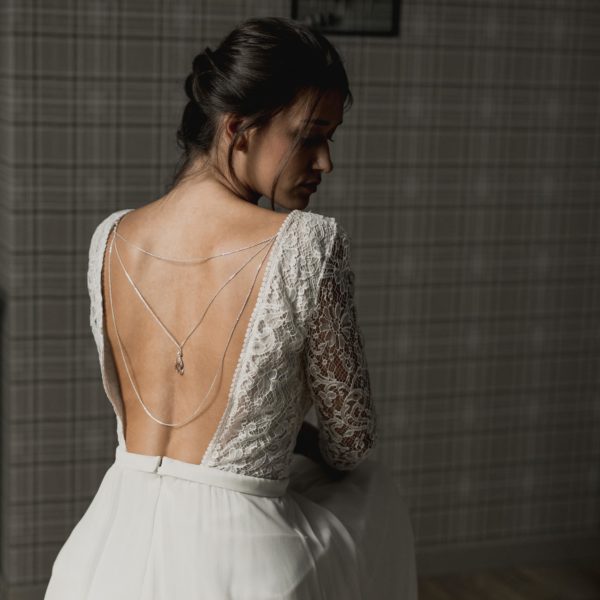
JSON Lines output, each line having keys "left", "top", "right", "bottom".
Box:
{"left": 300, "top": 183, "right": 318, "bottom": 192}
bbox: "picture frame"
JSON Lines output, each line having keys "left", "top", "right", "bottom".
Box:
{"left": 291, "top": 0, "right": 401, "bottom": 37}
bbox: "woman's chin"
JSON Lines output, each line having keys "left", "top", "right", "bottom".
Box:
{"left": 295, "top": 185, "right": 316, "bottom": 204}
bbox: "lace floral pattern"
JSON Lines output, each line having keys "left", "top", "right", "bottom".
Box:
{"left": 88, "top": 209, "right": 134, "bottom": 447}
{"left": 87, "top": 209, "right": 377, "bottom": 480}
{"left": 303, "top": 221, "right": 378, "bottom": 471}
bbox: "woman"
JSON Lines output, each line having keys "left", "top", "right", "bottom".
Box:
{"left": 45, "top": 16, "right": 417, "bottom": 599}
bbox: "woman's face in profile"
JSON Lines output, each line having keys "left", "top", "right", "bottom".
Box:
{"left": 244, "top": 89, "right": 344, "bottom": 210}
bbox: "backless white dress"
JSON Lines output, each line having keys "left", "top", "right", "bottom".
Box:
{"left": 44, "top": 207, "right": 418, "bottom": 599}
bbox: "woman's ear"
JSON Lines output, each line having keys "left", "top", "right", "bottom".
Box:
{"left": 223, "top": 113, "right": 250, "bottom": 152}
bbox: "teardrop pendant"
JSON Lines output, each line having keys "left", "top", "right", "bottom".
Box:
{"left": 175, "top": 348, "right": 185, "bottom": 376}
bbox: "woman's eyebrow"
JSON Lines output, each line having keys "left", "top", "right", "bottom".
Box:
{"left": 302, "top": 118, "right": 343, "bottom": 126}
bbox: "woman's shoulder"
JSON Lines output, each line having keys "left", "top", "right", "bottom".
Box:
{"left": 91, "top": 207, "right": 134, "bottom": 237}
{"left": 294, "top": 208, "right": 338, "bottom": 239}
{"left": 89, "top": 208, "right": 134, "bottom": 253}
{"left": 296, "top": 208, "right": 335, "bottom": 227}
{"left": 293, "top": 209, "right": 346, "bottom": 259}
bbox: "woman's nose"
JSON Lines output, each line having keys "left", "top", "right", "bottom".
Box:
{"left": 314, "top": 148, "right": 333, "bottom": 174}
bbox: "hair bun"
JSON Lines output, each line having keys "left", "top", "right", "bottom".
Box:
{"left": 183, "top": 72, "right": 197, "bottom": 102}
{"left": 193, "top": 47, "right": 217, "bottom": 78}
{"left": 187, "top": 47, "right": 218, "bottom": 103}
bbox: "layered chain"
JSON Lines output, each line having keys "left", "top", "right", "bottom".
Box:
{"left": 107, "top": 215, "right": 277, "bottom": 428}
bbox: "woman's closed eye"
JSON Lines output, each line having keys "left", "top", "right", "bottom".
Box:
{"left": 301, "top": 135, "right": 336, "bottom": 146}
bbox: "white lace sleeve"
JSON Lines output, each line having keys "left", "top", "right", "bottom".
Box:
{"left": 304, "top": 221, "right": 378, "bottom": 471}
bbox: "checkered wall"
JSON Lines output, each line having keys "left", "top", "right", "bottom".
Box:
{"left": 0, "top": 0, "right": 598, "bottom": 597}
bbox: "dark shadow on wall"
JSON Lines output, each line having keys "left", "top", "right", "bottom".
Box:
{"left": 0, "top": 287, "right": 5, "bottom": 590}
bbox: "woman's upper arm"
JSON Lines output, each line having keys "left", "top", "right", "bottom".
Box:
{"left": 304, "top": 220, "right": 378, "bottom": 471}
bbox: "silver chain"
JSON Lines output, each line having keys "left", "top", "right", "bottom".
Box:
{"left": 112, "top": 229, "right": 271, "bottom": 364}
{"left": 107, "top": 215, "right": 276, "bottom": 428}
{"left": 115, "top": 230, "right": 277, "bottom": 264}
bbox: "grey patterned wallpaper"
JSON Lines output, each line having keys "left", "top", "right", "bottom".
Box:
{"left": 1, "top": 0, "right": 599, "bottom": 597}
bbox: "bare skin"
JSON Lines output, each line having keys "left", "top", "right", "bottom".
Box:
{"left": 102, "top": 89, "right": 344, "bottom": 466}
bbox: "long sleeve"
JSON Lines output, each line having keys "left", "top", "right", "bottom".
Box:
{"left": 304, "top": 221, "right": 378, "bottom": 471}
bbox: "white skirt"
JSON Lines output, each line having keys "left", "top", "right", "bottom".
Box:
{"left": 45, "top": 444, "right": 418, "bottom": 599}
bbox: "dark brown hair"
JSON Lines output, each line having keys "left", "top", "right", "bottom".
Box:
{"left": 169, "top": 16, "right": 353, "bottom": 210}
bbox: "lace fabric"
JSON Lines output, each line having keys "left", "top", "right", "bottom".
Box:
{"left": 87, "top": 208, "right": 377, "bottom": 480}
{"left": 304, "top": 221, "right": 378, "bottom": 471}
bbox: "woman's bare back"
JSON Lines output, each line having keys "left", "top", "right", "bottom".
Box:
{"left": 101, "top": 196, "right": 290, "bottom": 465}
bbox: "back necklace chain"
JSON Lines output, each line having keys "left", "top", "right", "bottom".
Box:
{"left": 115, "top": 229, "right": 278, "bottom": 264}
{"left": 112, "top": 229, "right": 272, "bottom": 374}
{"left": 107, "top": 216, "right": 277, "bottom": 427}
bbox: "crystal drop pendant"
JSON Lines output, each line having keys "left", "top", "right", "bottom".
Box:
{"left": 175, "top": 348, "right": 185, "bottom": 375}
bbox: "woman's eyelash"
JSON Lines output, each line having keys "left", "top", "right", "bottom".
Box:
{"left": 301, "top": 135, "right": 336, "bottom": 144}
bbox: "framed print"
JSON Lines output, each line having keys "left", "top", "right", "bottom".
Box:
{"left": 291, "top": 0, "right": 401, "bottom": 36}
